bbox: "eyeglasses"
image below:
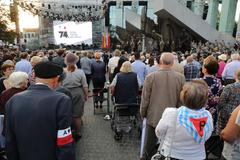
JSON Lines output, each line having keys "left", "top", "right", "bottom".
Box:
{"left": 7, "top": 67, "right": 15, "bottom": 71}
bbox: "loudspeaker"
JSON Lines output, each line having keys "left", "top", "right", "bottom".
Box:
{"left": 186, "top": 1, "right": 192, "bottom": 9}
{"left": 105, "top": 9, "right": 110, "bottom": 26}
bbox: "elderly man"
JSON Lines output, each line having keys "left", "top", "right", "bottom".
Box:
{"left": 132, "top": 52, "right": 147, "bottom": 87}
{"left": 222, "top": 53, "right": 240, "bottom": 85}
{"left": 15, "top": 52, "right": 32, "bottom": 74}
{"left": 91, "top": 52, "right": 106, "bottom": 108}
{"left": 108, "top": 49, "right": 121, "bottom": 82}
{"left": 184, "top": 56, "right": 199, "bottom": 81}
{"left": 80, "top": 51, "right": 92, "bottom": 88}
{"left": 172, "top": 52, "right": 184, "bottom": 74}
{"left": 140, "top": 52, "right": 185, "bottom": 160}
{"left": 6, "top": 61, "right": 75, "bottom": 160}
{"left": 191, "top": 53, "right": 201, "bottom": 70}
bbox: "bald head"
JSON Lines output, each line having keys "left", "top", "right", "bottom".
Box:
{"left": 231, "top": 53, "right": 239, "bottom": 60}
{"left": 186, "top": 56, "right": 193, "bottom": 63}
{"left": 160, "top": 52, "right": 174, "bottom": 66}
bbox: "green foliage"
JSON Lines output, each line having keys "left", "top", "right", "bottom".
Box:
{"left": 0, "top": 5, "right": 17, "bottom": 43}
{"left": 0, "top": 26, "right": 17, "bottom": 43}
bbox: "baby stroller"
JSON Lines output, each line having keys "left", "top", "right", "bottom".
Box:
{"left": 110, "top": 103, "right": 140, "bottom": 140}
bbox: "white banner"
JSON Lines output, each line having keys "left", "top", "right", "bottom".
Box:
{"left": 53, "top": 21, "right": 92, "bottom": 45}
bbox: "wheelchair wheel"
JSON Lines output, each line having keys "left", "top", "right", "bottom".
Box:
{"left": 114, "top": 132, "right": 123, "bottom": 141}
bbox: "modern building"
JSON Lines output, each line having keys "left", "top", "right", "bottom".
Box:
{"left": 21, "top": 0, "right": 239, "bottom": 50}
{"left": 97, "top": 0, "right": 238, "bottom": 52}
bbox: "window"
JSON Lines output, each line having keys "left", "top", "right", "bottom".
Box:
{"left": 110, "top": 6, "right": 117, "bottom": 27}
{"left": 123, "top": 6, "right": 132, "bottom": 28}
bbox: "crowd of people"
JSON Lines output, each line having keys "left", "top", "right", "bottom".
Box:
{"left": 0, "top": 43, "right": 239, "bottom": 160}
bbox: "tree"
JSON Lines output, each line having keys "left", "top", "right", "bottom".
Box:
{"left": 0, "top": 5, "right": 17, "bottom": 43}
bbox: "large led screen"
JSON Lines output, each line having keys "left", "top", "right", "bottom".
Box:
{"left": 53, "top": 21, "right": 92, "bottom": 45}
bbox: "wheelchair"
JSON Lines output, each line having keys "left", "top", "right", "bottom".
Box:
{"left": 110, "top": 103, "right": 141, "bottom": 140}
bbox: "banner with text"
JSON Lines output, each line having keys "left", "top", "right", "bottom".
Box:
{"left": 53, "top": 21, "right": 92, "bottom": 45}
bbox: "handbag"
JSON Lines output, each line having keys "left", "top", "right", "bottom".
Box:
{"left": 151, "top": 109, "right": 178, "bottom": 160}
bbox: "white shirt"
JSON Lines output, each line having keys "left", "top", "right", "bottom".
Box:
{"left": 155, "top": 107, "right": 213, "bottom": 160}
{"left": 108, "top": 56, "right": 120, "bottom": 74}
{"left": 180, "top": 60, "right": 187, "bottom": 66}
{"left": 222, "top": 60, "right": 240, "bottom": 80}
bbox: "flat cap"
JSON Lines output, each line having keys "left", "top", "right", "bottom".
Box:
{"left": 34, "top": 61, "right": 63, "bottom": 78}
{"left": 64, "top": 53, "right": 79, "bottom": 65}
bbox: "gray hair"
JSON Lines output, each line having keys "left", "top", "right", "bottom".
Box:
{"left": 120, "top": 61, "right": 132, "bottom": 73}
{"left": 81, "top": 51, "right": 88, "bottom": 57}
{"left": 30, "top": 56, "right": 43, "bottom": 66}
{"left": 160, "top": 52, "right": 174, "bottom": 65}
{"left": 114, "top": 49, "right": 121, "bottom": 57}
{"left": 3, "top": 60, "right": 14, "bottom": 66}
{"left": 8, "top": 71, "right": 28, "bottom": 88}
{"left": 231, "top": 53, "right": 239, "bottom": 60}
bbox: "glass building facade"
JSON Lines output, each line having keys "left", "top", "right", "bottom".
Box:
{"left": 108, "top": 1, "right": 157, "bottom": 29}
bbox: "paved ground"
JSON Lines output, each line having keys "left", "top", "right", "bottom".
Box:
{"left": 76, "top": 95, "right": 141, "bottom": 160}
{"left": 75, "top": 95, "right": 220, "bottom": 160}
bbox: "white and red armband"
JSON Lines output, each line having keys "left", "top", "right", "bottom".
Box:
{"left": 57, "top": 127, "right": 73, "bottom": 146}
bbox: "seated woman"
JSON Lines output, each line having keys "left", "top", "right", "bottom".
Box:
{"left": 155, "top": 80, "right": 213, "bottom": 160}
{"left": 110, "top": 61, "right": 139, "bottom": 104}
{"left": 221, "top": 105, "right": 240, "bottom": 160}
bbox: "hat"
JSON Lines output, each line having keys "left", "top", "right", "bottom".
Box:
{"left": 34, "top": 61, "right": 63, "bottom": 78}
{"left": 64, "top": 53, "right": 79, "bottom": 65}
{"left": 218, "top": 54, "right": 227, "bottom": 61}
